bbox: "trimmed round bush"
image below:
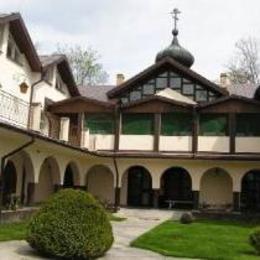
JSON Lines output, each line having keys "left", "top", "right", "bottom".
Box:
{"left": 249, "top": 228, "right": 260, "bottom": 254}
{"left": 180, "top": 212, "right": 193, "bottom": 224}
{"left": 26, "top": 189, "right": 113, "bottom": 259}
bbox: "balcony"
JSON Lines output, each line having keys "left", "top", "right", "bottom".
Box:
{"left": 0, "top": 89, "right": 29, "bottom": 128}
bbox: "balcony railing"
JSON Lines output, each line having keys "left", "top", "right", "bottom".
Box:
{"left": 0, "top": 89, "right": 29, "bottom": 128}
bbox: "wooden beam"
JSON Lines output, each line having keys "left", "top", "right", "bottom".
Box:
{"left": 114, "top": 107, "right": 121, "bottom": 152}
{"left": 192, "top": 109, "right": 199, "bottom": 153}
{"left": 154, "top": 113, "right": 161, "bottom": 152}
{"left": 229, "top": 113, "right": 236, "bottom": 154}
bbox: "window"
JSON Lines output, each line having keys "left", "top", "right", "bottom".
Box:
{"left": 161, "top": 113, "right": 192, "bottom": 136}
{"left": 118, "top": 70, "right": 218, "bottom": 104}
{"left": 170, "top": 77, "right": 181, "bottom": 89}
{"left": 236, "top": 114, "right": 260, "bottom": 137}
{"left": 183, "top": 84, "right": 194, "bottom": 95}
{"left": 55, "top": 73, "right": 65, "bottom": 92}
{"left": 7, "top": 33, "right": 23, "bottom": 65}
{"left": 130, "top": 90, "right": 141, "bottom": 101}
{"left": 43, "top": 67, "right": 54, "bottom": 84}
{"left": 122, "top": 114, "right": 154, "bottom": 135}
{"left": 199, "top": 114, "right": 228, "bottom": 136}
{"left": 0, "top": 24, "right": 4, "bottom": 51}
{"left": 85, "top": 114, "right": 115, "bottom": 134}
{"left": 143, "top": 84, "right": 154, "bottom": 95}
{"left": 156, "top": 77, "right": 167, "bottom": 89}
{"left": 196, "top": 90, "right": 208, "bottom": 102}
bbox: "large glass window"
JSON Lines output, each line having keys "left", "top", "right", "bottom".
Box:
{"left": 120, "top": 70, "right": 218, "bottom": 104}
{"left": 161, "top": 113, "right": 192, "bottom": 136}
{"left": 122, "top": 114, "right": 154, "bottom": 135}
{"left": 236, "top": 114, "right": 260, "bottom": 137}
{"left": 7, "top": 33, "right": 23, "bottom": 65}
{"left": 85, "top": 114, "right": 115, "bottom": 134}
{"left": 199, "top": 114, "right": 228, "bottom": 136}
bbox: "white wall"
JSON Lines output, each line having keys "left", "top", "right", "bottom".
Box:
{"left": 0, "top": 24, "right": 39, "bottom": 103}
{"left": 160, "top": 136, "right": 192, "bottom": 152}
{"left": 119, "top": 135, "right": 154, "bottom": 151}
{"left": 236, "top": 137, "right": 260, "bottom": 153}
{"left": 198, "top": 136, "right": 230, "bottom": 153}
{"left": 89, "top": 134, "right": 115, "bottom": 151}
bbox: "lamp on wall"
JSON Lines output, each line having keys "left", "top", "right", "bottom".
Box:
{"left": 19, "top": 82, "right": 29, "bottom": 94}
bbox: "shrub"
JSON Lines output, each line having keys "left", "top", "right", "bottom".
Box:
{"left": 26, "top": 189, "right": 113, "bottom": 259}
{"left": 180, "top": 212, "right": 193, "bottom": 224}
{"left": 249, "top": 228, "right": 260, "bottom": 254}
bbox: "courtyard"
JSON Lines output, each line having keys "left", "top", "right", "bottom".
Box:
{"left": 0, "top": 208, "right": 259, "bottom": 260}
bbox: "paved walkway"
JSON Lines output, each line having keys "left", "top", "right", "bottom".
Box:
{"left": 100, "top": 208, "right": 190, "bottom": 260}
{"left": 0, "top": 208, "right": 192, "bottom": 260}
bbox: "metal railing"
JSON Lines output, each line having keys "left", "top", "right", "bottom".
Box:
{"left": 0, "top": 89, "right": 29, "bottom": 128}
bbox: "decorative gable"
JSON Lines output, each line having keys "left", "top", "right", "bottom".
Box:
{"left": 108, "top": 58, "right": 228, "bottom": 105}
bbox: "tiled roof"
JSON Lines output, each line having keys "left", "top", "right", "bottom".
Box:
{"left": 226, "top": 83, "right": 259, "bottom": 98}
{"left": 79, "top": 85, "right": 116, "bottom": 102}
{"left": 39, "top": 54, "right": 66, "bottom": 68}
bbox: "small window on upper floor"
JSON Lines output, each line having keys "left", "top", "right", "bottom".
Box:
{"left": 7, "top": 33, "right": 23, "bottom": 65}
{"left": 0, "top": 24, "right": 4, "bottom": 51}
{"left": 43, "top": 67, "right": 54, "bottom": 84}
{"left": 55, "top": 73, "right": 65, "bottom": 93}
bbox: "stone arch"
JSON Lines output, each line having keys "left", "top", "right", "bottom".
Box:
{"left": 34, "top": 156, "right": 61, "bottom": 203}
{"left": 63, "top": 161, "right": 80, "bottom": 188}
{"left": 160, "top": 166, "right": 193, "bottom": 209}
{"left": 241, "top": 169, "right": 260, "bottom": 212}
{"left": 121, "top": 165, "right": 153, "bottom": 207}
{"left": 5, "top": 150, "right": 35, "bottom": 205}
{"left": 2, "top": 160, "right": 17, "bottom": 206}
{"left": 200, "top": 167, "right": 233, "bottom": 210}
{"left": 86, "top": 165, "right": 115, "bottom": 205}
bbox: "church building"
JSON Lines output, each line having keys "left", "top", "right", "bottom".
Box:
{"left": 0, "top": 11, "right": 260, "bottom": 213}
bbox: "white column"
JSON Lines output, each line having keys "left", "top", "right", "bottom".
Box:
{"left": 59, "top": 117, "right": 70, "bottom": 142}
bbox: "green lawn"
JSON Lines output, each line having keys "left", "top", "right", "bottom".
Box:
{"left": 131, "top": 219, "right": 260, "bottom": 260}
{"left": 0, "top": 222, "right": 27, "bottom": 241}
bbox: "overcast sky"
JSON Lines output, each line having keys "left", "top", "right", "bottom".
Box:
{"left": 1, "top": 0, "right": 260, "bottom": 84}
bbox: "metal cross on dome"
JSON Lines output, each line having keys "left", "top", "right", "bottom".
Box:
{"left": 170, "top": 8, "right": 181, "bottom": 32}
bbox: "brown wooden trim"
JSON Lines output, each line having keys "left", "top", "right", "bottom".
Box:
{"left": 192, "top": 109, "right": 198, "bottom": 153}
{"left": 229, "top": 113, "right": 236, "bottom": 154}
{"left": 154, "top": 113, "right": 161, "bottom": 152}
{"left": 107, "top": 57, "right": 228, "bottom": 98}
{"left": 114, "top": 107, "right": 121, "bottom": 152}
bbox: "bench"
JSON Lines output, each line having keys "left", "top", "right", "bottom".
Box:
{"left": 165, "top": 200, "right": 193, "bottom": 209}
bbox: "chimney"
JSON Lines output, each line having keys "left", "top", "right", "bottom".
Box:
{"left": 116, "top": 73, "right": 125, "bottom": 86}
{"left": 220, "top": 73, "right": 230, "bottom": 87}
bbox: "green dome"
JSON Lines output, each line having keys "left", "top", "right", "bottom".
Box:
{"left": 156, "top": 29, "right": 194, "bottom": 67}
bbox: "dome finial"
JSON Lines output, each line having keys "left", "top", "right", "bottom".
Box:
{"left": 170, "top": 8, "right": 181, "bottom": 37}
{"left": 155, "top": 8, "right": 195, "bottom": 67}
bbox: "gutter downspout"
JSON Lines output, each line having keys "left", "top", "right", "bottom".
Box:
{"left": 27, "top": 77, "right": 43, "bottom": 129}
{"left": 113, "top": 156, "right": 120, "bottom": 212}
{"left": 0, "top": 137, "right": 35, "bottom": 222}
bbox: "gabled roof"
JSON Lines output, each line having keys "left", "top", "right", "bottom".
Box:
{"left": 226, "top": 83, "right": 258, "bottom": 99}
{"left": 121, "top": 93, "right": 195, "bottom": 109}
{"left": 79, "top": 85, "right": 115, "bottom": 102}
{"left": 155, "top": 88, "right": 197, "bottom": 105}
{"left": 47, "top": 96, "right": 115, "bottom": 114}
{"left": 40, "top": 54, "right": 80, "bottom": 97}
{"left": 0, "top": 13, "right": 41, "bottom": 72}
{"left": 107, "top": 57, "right": 228, "bottom": 98}
{"left": 198, "top": 94, "right": 260, "bottom": 109}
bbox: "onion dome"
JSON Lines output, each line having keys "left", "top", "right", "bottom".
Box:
{"left": 155, "top": 8, "right": 195, "bottom": 68}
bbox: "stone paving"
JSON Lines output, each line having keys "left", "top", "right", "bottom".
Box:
{"left": 0, "top": 208, "right": 192, "bottom": 260}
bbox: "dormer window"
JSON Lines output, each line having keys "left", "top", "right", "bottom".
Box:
{"left": 55, "top": 72, "right": 65, "bottom": 93}
{"left": 43, "top": 67, "right": 54, "bottom": 84}
{"left": 7, "top": 33, "right": 23, "bottom": 65}
{"left": 0, "top": 24, "right": 4, "bottom": 51}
